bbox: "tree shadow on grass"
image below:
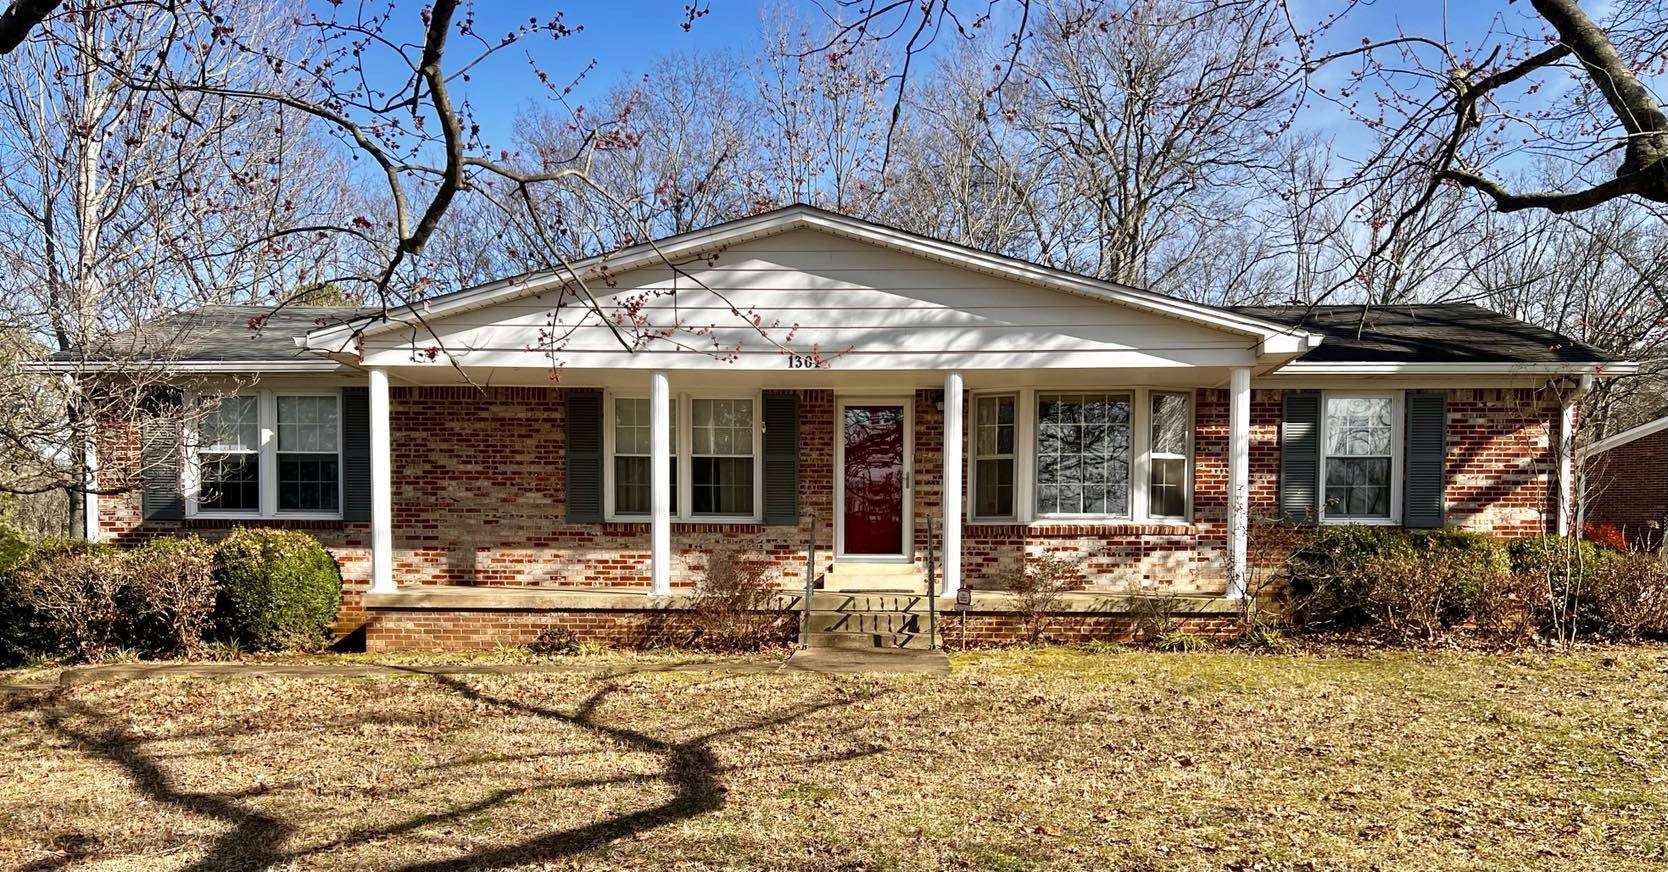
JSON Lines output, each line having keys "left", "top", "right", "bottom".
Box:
{"left": 31, "top": 672, "right": 874, "bottom": 871}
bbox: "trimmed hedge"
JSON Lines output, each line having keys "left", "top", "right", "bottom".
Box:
{"left": 212, "top": 528, "right": 342, "bottom": 650}
{"left": 1287, "top": 526, "right": 1514, "bottom": 638}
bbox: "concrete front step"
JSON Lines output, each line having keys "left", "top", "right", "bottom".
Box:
{"left": 824, "top": 561, "right": 928, "bottom": 593}
{"left": 809, "top": 611, "right": 928, "bottom": 635}
{"left": 809, "top": 592, "right": 938, "bottom": 612}
{"left": 805, "top": 628, "right": 935, "bottom": 651}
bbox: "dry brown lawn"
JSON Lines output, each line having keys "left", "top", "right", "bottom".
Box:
{"left": 1, "top": 646, "right": 1665, "bottom": 871}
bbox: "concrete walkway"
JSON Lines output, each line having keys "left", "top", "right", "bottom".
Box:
{"left": 1, "top": 648, "right": 951, "bottom": 692}
{"left": 780, "top": 648, "right": 952, "bottom": 675}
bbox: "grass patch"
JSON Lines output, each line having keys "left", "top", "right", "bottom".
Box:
{"left": 1, "top": 647, "right": 1664, "bottom": 870}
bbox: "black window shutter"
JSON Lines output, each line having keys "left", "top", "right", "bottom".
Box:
{"left": 762, "top": 391, "right": 800, "bottom": 525}
{"left": 565, "top": 390, "right": 604, "bottom": 523}
{"left": 1278, "top": 391, "right": 1321, "bottom": 524}
{"left": 141, "top": 403, "right": 184, "bottom": 522}
{"left": 340, "top": 386, "right": 372, "bottom": 521}
{"left": 1403, "top": 391, "right": 1447, "bottom": 528}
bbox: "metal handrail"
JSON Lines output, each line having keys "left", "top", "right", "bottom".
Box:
{"left": 925, "top": 516, "right": 938, "bottom": 650}
{"left": 800, "top": 508, "right": 816, "bottom": 649}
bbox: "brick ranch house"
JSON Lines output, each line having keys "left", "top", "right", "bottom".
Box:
{"left": 1583, "top": 413, "right": 1668, "bottom": 549}
{"left": 63, "top": 206, "right": 1631, "bottom": 650}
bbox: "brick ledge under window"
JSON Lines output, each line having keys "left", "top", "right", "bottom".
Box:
{"left": 183, "top": 517, "right": 353, "bottom": 531}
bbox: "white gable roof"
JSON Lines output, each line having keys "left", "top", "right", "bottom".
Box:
{"left": 301, "top": 205, "right": 1321, "bottom": 370}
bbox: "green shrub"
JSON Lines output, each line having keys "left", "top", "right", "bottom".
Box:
{"left": 0, "top": 524, "right": 39, "bottom": 666}
{"left": 1287, "top": 526, "right": 1514, "bottom": 640}
{"left": 212, "top": 528, "right": 342, "bottom": 650}
{"left": 1286, "top": 526, "right": 1415, "bottom": 628}
{"left": 1584, "top": 552, "right": 1668, "bottom": 641}
{"left": 1508, "top": 535, "right": 1611, "bottom": 637}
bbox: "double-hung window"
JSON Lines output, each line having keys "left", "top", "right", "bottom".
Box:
{"left": 1036, "top": 392, "right": 1131, "bottom": 517}
{"left": 972, "top": 394, "right": 1017, "bottom": 519}
{"left": 1147, "top": 392, "right": 1191, "bottom": 519}
{"left": 1321, "top": 394, "right": 1397, "bottom": 521}
{"left": 607, "top": 393, "right": 758, "bottom": 520}
{"left": 613, "top": 397, "right": 676, "bottom": 515}
{"left": 191, "top": 391, "right": 342, "bottom": 518}
{"left": 196, "top": 396, "right": 261, "bottom": 512}
{"left": 691, "top": 398, "right": 755, "bottom": 516}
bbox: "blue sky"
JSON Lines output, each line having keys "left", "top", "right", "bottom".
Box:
{"left": 343, "top": 0, "right": 1550, "bottom": 158}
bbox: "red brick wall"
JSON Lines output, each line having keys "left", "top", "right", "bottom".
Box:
{"left": 387, "top": 386, "right": 837, "bottom": 592}
{"left": 99, "top": 383, "right": 1565, "bottom": 627}
{"left": 1443, "top": 388, "right": 1561, "bottom": 537}
{"left": 1585, "top": 426, "right": 1668, "bottom": 546}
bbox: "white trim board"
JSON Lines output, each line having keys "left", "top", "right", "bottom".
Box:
{"left": 1583, "top": 413, "right": 1668, "bottom": 458}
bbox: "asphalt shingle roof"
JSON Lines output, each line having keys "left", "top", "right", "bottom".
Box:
{"left": 52, "top": 302, "right": 1613, "bottom": 368}
{"left": 50, "top": 305, "right": 377, "bottom": 363}
{"left": 1228, "top": 303, "right": 1612, "bottom": 365}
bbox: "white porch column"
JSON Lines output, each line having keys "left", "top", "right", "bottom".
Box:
{"left": 82, "top": 429, "right": 99, "bottom": 544}
{"left": 942, "top": 370, "right": 964, "bottom": 597}
{"left": 1558, "top": 394, "right": 1577, "bottom": 537}
{"left": 649, "top": 370, "right": 672, "bottom": 595}
{"left": 368, "top": 367, "right": 395, "bottom": 594}
{"left": 1226, "top": 366, "right": 1252, "bottom": 600}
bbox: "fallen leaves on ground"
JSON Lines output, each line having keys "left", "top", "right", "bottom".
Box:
{"left": 0, "top": 646, "right": 1664, "bottom": 871}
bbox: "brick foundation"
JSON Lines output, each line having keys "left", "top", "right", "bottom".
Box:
{"left": 366, "top": 607, "right": 798, "bottom": 651}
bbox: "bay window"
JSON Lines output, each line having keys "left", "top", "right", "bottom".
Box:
{"left": 971, "top": 394, "right": 1016, "bottom": 519}
{"left": 967, "top": 387, "right": 1195, "bottom": 525}
{"left": 1036, "top": 392, "right": 1131, "bottom": 517}
{"left": 190, "top": 391, "right": 342, "bottom": 518}
{"left": 1322, "top": 394, "right": 1398, "bottom": 521}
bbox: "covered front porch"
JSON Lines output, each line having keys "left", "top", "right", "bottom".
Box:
{"left": 348, "top": 365, "right": 1262, "bottom": 604}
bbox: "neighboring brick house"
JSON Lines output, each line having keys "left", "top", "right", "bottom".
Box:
{"left": 56, "top": 205, "right": 1631, "bottom": 649}
{"left": 1583, "top": 415, "right": 1668, "bottom": 548}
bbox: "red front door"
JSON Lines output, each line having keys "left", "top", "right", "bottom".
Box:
{"left": 842, "top": 404, "right": 906, "bottom": 555}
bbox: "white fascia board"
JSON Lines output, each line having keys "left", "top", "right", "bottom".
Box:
{"left": 300, "top": 205, "right": 1322, "bottom": 355}
{"left": 1583, "top": 414, "right": 1668, "bottom": 457}
{"left": 1270, "top": 360, "right": 1637, "bottom": 377}
{"left": 25, "top": 358, "right": 351, "bottom": 374}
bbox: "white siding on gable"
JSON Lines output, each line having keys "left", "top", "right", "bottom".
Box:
{"left": 357, "top": 229, "right": 1257, "bottom": 371}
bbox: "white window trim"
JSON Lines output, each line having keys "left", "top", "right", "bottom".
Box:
{"left": 1317, "top": 390, "right": 1404, "bottom": 526}
{"left": 184, "top": 389, "right": 344, "bottom": 521}
{"left": 965, "top": 386, "right": 1196, "bottom": 527}
{"left": 968, "top": 391, "right": 1019, "bottom": 522}
{"left": 603, "top": 389, "right": 763, "bottom": 523}
{"left": 1145, "top": 389, "right": 1195, "bottom": 522}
